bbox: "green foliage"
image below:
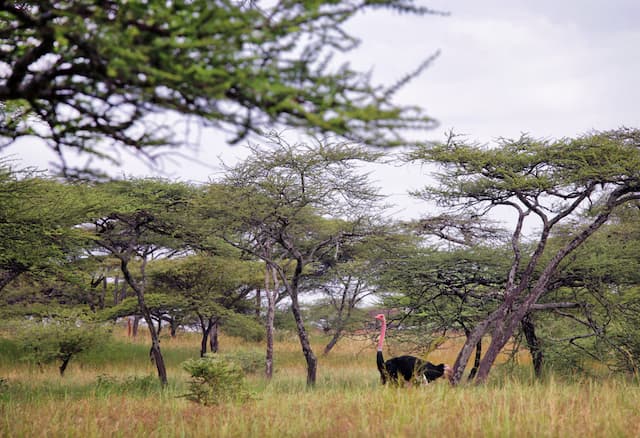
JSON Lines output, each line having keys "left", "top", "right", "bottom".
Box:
{"left": 409, "top": 129, "right": 640, "bottom": 206}
{"left": 17, "top": 320, "right": 111, "bottom": 375}
{"left": 222, "top": 313, "right": 265, "bottom": 343}
{"left": 100, "top": 294, "right": 191, "bottom": 322}
{"left": 607, "top": 290, "right": 640, "bottom": 376}
{"left": 378, "top": 243, "right": 509, "bottom": 341}
{"left": 274, "top": 308, "right": 299, "bottom": 332}
{"left": 148, "top": 254, "right": 263, "bottom": 323}
{"left": 182, "top": 354, "right": 252, "bottom": 405}
{"left": 0, "top": 166, "right": 97, "bottom": 292}
{"left": 1, "top": 1, "right": 439, "bottom": 177}
{"left": 220, "top": 350, "right": 264, "bottom": 374}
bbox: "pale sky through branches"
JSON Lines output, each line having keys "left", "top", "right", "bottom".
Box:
{"left": 4, "top": 0, "right": 639, "bottom": 223}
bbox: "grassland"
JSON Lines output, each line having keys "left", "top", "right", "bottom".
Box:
{"left": 1, "top": 326, "right": 639, "bottom": 437}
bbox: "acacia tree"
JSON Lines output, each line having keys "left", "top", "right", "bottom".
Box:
{"left": 0, "top": 165, "right": 94, "bottom": 293}
{"left": 307, "top": 234, "right": 399, "bottom": 356}
{"left": 1, "top": 1, "right": 439, "bottom": 177}
{"left": 314, "top": 260, "right": 375, "bottom": 356}
{"left": 523, "top": 203, "right": 640, "bottom": 376}
{"left": 378, "top": 243, "right": 510, "bottom": 378}
{"left": 90, "top": 178, "right": 195, "bottom": 386}
{"left": 409, "top": 128, "right": 640, "bottom": 384}
{"left": 150, "top": 254, "right": 262, "bottom": 357}
{"left": 200, "top": 136, "right": 383, "bottom": 385}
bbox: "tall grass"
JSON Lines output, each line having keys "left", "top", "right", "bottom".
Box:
{"left": 1, "top": 329, "right": 639, "bottom": 437}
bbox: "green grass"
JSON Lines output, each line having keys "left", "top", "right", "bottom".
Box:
{"left": 1, "top": 330, "right": 639, "bottom": 437}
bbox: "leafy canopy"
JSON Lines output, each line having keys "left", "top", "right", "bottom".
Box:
{"left": 1, "top": 1, "right": 440, "bottom": 177}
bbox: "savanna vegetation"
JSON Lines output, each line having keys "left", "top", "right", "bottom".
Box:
{"left": 2, "top": 1, "right": 640, "bottom": 437}
{"left": 1, "top": 329, "right": 640, "bottom": 437}
{"left": 1, "top": 129, "right": 640, "bottom": 436}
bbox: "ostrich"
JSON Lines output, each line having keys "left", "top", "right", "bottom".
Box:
{"left": 375, "top": 313, "right": 453, "bottom": 385}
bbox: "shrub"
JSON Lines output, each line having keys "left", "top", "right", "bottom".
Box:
{"left": 18, "top": 320, "right": 111, "bottom": 376}
{"left": 182, "top": 354, "right": 252, "bottom": 405}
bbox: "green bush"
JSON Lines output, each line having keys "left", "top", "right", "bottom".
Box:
{"left": 18, "top": 320, "right": 111, "bottom": 376}
{"left": 182, "top": 354, "right": 252, "bottom": 405}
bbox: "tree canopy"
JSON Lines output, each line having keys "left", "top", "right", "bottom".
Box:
{"left": 408, "top": 128, "right": 640, "bottom": 383}
{"left": 1, "top": 1, "right": 440, "bottom": 177}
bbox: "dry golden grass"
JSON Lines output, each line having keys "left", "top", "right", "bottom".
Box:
{"left": 1, "top": 329, "right": 639, "bottom": 437}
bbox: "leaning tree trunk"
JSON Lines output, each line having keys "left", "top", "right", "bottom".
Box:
{"left": 59, "top": 354, "right": 72, "bottom": 376}
{"left": 463, "top": 326, "right": 483, "bottom": 380}
{"left": 471, "top": 189, "right": 621, "bottom": 383}
{"left": 323, "top": 288, "right": 353, "bottom": 356}
{"left": 121, "top": 259, "right": 168, "bottom": 387}
{"left": 285, "top": 260, "right": 317, "bottom": 386}
{"left": 289, "top": 294, "right": 317, "bottom": 385}
{"left": 323, "top": 327, "right": 343, "bottom": 356}
{"left": 468, "top": 339, "right": 482, "bottom": 380}
{"left": 451, "top": 315, "right": 496, "bottom": 384}
{"left": 521, "top": 313, "right": 544, "bottom": 378}
{"left": 290, "top": 294, "right": 317, "bottom": 386}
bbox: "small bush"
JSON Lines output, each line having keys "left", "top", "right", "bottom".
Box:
{"left": 18, "top": 320, "right": 111, "bottom": 376}
{"left": 182, "top": 354, "right": 252, "bottom": 405}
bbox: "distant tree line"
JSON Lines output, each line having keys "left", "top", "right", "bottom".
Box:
{"left": 2, "top": 128, "right": 640, "bottom": 387}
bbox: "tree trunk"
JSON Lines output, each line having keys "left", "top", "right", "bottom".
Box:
{"left": 209, "top": 319, "right": 219, "bottom": 353}
{"left": 113, "top": 275, "right": 120, "bottom": 304}
{"left": 121, "top": 258, "right": 168, "bottom": 387}
{"left": 170, "top": 318, "right": 177, "bottom": 338}
{"left": 120, "top": 279, "right": 128, "bottom": 303}
{"left": 284, "top": 259, "right": 317, "bottom": 387}
{"left": 468, "top": 339, "right": 482, "bottom": 380}
{"left": 323, "top": 326, "right": 343, "bottom": 356}
{"left": 474, "top": 307, "right": 514, "bottom": 383}
{"left": 464, "top": 326, "right": 482, "bottom": 381}
{"left": 471, "top": 192, "right": 621, "bottom": 383}
{"left": 132, "top": 315, "right": 140, "bottom": 337}
{"left": 148, "top": 331, "right": 168, "bottom": 385}
{"left": 451, "top": 316, "right": 494, "bottom": 385}
{"left": 522, "top": 313, "right": 543, "bottom": 378}
{"left": 98, "top": 276, "right": 106, "bottom": 310}
{"left": 265, "top": 264, "right": 277, "bottom": 379}
{"left": 255, "top": 287, "right": 261, "bottom": 319}
{"left": 198, "top": 315, "right": 211, "bottom": 357}
{"left": 59, "top": 354, "right": 71, "bottom": 376}
{"left": 289, "top": 288, "right": 317, "bottom": 386}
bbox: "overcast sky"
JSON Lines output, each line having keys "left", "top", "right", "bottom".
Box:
{"left": 5, "top": 0, "right": 640, "bottom": 221}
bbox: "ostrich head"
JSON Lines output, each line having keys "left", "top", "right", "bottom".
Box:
{"left": 375, "top": 313, "right": 386, "bottom": 322}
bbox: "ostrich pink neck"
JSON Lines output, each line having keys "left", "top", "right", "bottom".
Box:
{"left": 377, "top": 316, "right": 386, "bottom": 352}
